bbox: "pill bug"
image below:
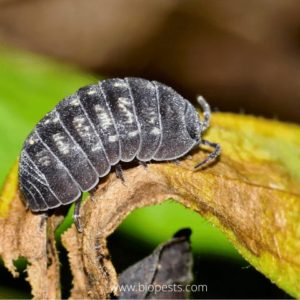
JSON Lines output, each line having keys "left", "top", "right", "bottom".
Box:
{"left": 18, "top": 77, "right": 221, "bottom": 231}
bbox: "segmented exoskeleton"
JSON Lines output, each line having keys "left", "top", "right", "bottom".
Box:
{"left": 19, "top": 78, "right": 221, "bottom": 231}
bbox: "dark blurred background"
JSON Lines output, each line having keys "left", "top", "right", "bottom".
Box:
{"left": 0, "top": 0, "right": 300, "bottom": 122}
{"left": 0, "top": 0, "right": 299, "bottom": 298}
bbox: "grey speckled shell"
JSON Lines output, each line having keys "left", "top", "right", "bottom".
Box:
{"left": 19, "top": 78, "right": 201, "bottom": 211}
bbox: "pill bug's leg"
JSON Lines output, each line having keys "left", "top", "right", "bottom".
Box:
{"left": 197, "top": 96, "right": 211, "bottom": 132}
{"left": 171, "top": 159, "right": 181, "bottom": 165}
{"left": 115, "top": 163, "right": 125, "bottom": 182}
{"left": 73, "top": 196, "right": 83, "bottom": 233}
{"left": 89, "top": 185, "right": 98, "bottom": 202}
{"left": 138, "top": 161, "right": 148, "bottom": 168}
{"left": 194, "top": 139, "right": 221, "bottom": 170}
{"left": 40, "top": 213, "right": 48, "bottom": 229}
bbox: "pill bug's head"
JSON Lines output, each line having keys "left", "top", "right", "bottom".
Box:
{"left": 184, "top": 101, "right": 202, "bottom": 143}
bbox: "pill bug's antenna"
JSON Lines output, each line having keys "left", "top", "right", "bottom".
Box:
{"left": 194, "top": 140, "right": 221, "bottom": 169}
{"left": 197, "top": 95, "right": 210, "bottom": 132}
{"left": 194, "top": 96, "right": 221, "bottom": 170}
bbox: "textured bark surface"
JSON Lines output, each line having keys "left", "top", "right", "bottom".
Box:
{"left": 0, "top": 113, "right": 300, "bottom": 298}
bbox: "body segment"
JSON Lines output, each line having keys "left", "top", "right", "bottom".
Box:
{"left": 152, "top": 81, "right": 198, "bottom": 161}
{"left": 22, "top": 132, "right": 81, "bottom": 208}
{"left": 100, "top": 78, "right": 141, "bottom": 162}
{"left": 78, "top": 84, "right": 121, "bottom": 166}
{"left": 127, "top": 77, "right": 162, "bottom": 161}
{"left": 35, "top": 110, "right": 99, "bottom": 192}
{"left": 56, "top": 93, "right": 110, "bottom": 177}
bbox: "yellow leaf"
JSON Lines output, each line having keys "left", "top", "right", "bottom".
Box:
{"left": 0, "top": 161, "right": 18, "bottom": 218}
{"left": 151, "top": 112, "right": 300, "bottom": 297}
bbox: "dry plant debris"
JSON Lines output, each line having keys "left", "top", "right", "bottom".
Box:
{"left": 118, "top": 228, "right": 193, "bottom": 299}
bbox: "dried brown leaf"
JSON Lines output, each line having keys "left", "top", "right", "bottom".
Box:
{"left": 0, "top": 163, "right": 61, "bottom": 299}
